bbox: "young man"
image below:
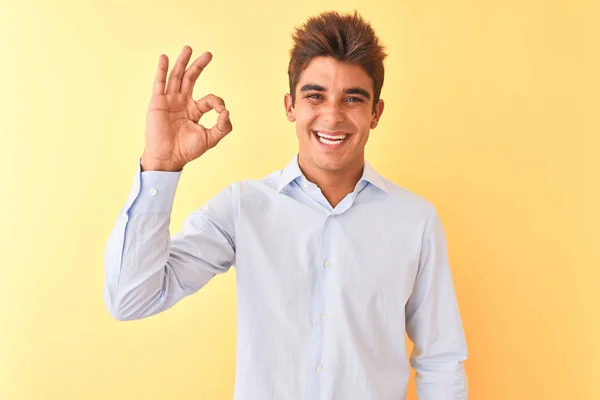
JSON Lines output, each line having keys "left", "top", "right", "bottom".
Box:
{"left": 104, "top": 11, "right": 468, "bottom": 400}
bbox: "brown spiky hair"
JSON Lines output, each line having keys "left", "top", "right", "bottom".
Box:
{"left": 288, "top": 11, "right": 387, "bottom": 112}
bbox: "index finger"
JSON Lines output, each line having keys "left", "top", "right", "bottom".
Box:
{"left": 195, "top": 94, "right": 226, "bottom": 116}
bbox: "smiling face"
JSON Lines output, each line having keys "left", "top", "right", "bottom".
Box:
{"left": 285, "top": 56, "right": 384, "bottom": 177}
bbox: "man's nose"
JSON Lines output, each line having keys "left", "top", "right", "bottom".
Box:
{"left": 321, "top": 101, "right": 345, "bottom": 125}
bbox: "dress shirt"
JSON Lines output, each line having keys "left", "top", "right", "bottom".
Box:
{"left": 104, "top": 153, "right": 468, "bottom": 400}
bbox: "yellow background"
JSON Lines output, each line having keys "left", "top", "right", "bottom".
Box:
{"left": 1, "top": 0, "right": 598, "bottom": 399}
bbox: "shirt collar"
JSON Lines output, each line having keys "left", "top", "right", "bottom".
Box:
{"left": 277, "top": 153, "right": 389, "bottom": 194}
{"left": 361, "top": 159, "right": 389, "bottom": 194}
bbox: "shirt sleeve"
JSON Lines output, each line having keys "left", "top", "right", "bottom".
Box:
{"left": 405, "top": 207, "right": 469, "bottom": 399}
{"left": 103, "top": 158, "right": 237, "bottom": 321}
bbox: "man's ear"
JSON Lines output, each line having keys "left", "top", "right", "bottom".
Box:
{"left": 370, "top": 99, "right": 385, "bottom": 129}
{"left": 284, "top": 93, "right": 296, "bottom": 122}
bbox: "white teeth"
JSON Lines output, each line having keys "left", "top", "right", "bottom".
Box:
{"left": 316, "top": 131, "right": 348, "bottom": 140}
{"left": 318, "top": 136, "right": 344, "bottom": 145}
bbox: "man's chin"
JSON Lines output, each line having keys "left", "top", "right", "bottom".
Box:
{"left": 313, "top": 156, "right": 349, "bottom": 172}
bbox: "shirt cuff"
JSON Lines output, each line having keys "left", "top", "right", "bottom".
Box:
{"left": 126, "top": 158, "right": 183, "bottom": 216}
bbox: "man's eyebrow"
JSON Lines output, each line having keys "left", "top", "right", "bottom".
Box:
{"left": 300, "top": 84, "right": 326, "bottom": 92}
{"left": 345, "top": 87, "right": 371, "bottom": 99}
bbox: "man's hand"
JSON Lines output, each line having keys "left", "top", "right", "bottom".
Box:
{"left": 141, "top": 46, "right": 232, "bottom": 171}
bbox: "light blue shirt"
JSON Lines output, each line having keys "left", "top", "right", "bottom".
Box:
{"left": 104, "top": 154, "right": 468, "bottom": 400}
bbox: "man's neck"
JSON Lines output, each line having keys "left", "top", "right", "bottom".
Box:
{"left": 298, "top": 155, "right": 364, "bottom": 209}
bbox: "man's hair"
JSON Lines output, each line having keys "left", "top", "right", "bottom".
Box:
{"left": 288, "top": 11, "right": 388, "bottom": 112}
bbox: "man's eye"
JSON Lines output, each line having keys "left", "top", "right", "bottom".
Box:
{"left": 346, "top": 97, "right": 364, "bottom": 103}
{"left": 306, "top": 94, "right": 323, "bottom": 100}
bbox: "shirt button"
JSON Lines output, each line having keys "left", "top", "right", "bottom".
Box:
{"left": 320, "top": 313, "right": 327, "bottom": 320}
{"left": 324, "top": 260, "right": 332, "bottom": 268}
{"left": 302, "top": 182, "right": 309, "bottom": 188}
{"left": 329, "top": 211, "right": 336, "bottom": 217}
{"left": 149, "top": 188, "right": 158, "bottom": 196}
{"left": 316, "top": 365, "right": 324, "bottom": 373}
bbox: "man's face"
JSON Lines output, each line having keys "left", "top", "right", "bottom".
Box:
{"left": 285, "top": 56, "right": 384, "bottom": 175}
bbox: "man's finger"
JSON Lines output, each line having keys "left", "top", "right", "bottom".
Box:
{"left": 152, "top": 54, "right": 168, "bottom": 95}
{"left": 195, "top": 94, "right": 226, "bottom": 116}
{"left": 209, "top": 109, "right": 233, "bottom": 139}
{"left": 166, "top": 46, "right": 193, "bottom": 94}
{"left": 181, "top": 52, "right": 212, "bottom": 96}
